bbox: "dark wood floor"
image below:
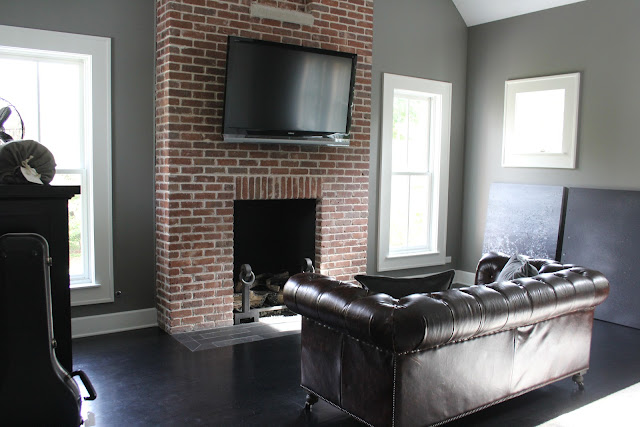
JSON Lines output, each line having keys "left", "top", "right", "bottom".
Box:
{"left": 73, "top": 319, "right": 640, "bottom": 426}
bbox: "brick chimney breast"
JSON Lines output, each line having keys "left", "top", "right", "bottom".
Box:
{"left": 155, "top": 0, "right": 373, "bottom": 333}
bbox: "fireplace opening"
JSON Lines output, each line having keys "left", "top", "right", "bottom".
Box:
{"left": 233, "top": 199, "right": 316, "bottom": 323}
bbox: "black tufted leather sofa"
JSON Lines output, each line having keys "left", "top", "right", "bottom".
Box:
{"left": 283, "top": 252, "right": 610, "bottom": 426}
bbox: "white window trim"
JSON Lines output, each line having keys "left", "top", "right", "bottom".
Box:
{"left": 502, "top": 72, "right": 580, "bottom": 169}
{"left": 0, "top": 25, "right": 114, "bottom": 306}
{"left": 378, "top": 73, "right": 451, "bottom": 271}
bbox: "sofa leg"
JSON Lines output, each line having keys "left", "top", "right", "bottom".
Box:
{"left": 305, "top": 393, "right": 319, "bottom": 410}
{"left": 572, "top": 372, "right": 586, "bottom": 391}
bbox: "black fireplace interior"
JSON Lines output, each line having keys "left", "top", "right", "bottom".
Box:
{"left": 233, "top": 199, "right": 316, "bottom": 281}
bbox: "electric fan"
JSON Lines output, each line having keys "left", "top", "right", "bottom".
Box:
{"left": 0, "top": 97, "right": 25, "bottom": 143}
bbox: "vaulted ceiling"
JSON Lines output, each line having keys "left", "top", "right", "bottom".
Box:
{"left": 451, "top": 0, "right": 587, "bottom": 26}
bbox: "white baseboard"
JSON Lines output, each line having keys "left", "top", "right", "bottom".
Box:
{"left": 71, "top": 308, "right": 157, "bottom": 338}
{"left": 454, "top": 270, "right": 476, "bottom": 287}
{"left": 70, "top": 271, "right": 476, "bottom": 338}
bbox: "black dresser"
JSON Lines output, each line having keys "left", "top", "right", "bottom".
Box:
{"left": 0, "top": 184, "right": 80, "bottom": 371}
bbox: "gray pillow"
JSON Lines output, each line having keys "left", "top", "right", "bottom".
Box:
{"left": 496, "top": 254, "right": 539, "bottom": 282}
{"left": 355, "top": 270, "right": 455, "bottom": 299}
{"left": 0, "top": 139, "right": 56, "bottom": 184}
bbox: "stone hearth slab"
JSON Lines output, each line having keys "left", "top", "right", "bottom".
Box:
{"left": 171, "top": 315, "right": 301, "bottom": 352}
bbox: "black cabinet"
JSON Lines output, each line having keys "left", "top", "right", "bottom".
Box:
{"left": 0, "top": 184, "right": 80, "bottom": 371}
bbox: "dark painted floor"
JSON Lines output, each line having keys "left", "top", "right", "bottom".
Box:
{"left": 73, "top": 320, "right": 640, "bottom": 426}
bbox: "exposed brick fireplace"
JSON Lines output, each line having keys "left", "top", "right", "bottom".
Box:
{"left": 155, "top": 0, "right": 373, "bottom": 333}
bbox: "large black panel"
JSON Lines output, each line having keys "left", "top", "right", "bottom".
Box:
{"left": 562, "top": 187, "right": 640, "bottom": 329}
{"left": 483, "top": 183, "right": 566, "bottom": 260}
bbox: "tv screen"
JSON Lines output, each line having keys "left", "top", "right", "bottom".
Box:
{"left": 223, "top": 36, "right": 357, "bottom": 145}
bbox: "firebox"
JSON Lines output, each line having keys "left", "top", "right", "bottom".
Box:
{"left": 233, "top": 199, "right": 316, "bottom": 323}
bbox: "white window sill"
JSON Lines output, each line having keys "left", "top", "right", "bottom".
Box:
{"left": 387, "top": 249, "right": 439, "bottom": 258}
{"left": 71, "top": 282, "right": 101, "bottom": 290}
{"left": 70, "top": 281, "right": 113, "bottom": 306}
{"left": 378, "top": 252, "right": 450, "bottom": 272}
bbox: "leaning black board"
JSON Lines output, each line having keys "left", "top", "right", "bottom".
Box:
{"left": 483, "top": 183, "right": 566, "bottom": 260}
{"left": 562, "top": 187, "right": 640, "bottom": 329}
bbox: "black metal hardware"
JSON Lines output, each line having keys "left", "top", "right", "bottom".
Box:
{"left": 233, "top": 258, "right": 313, "bottom": 324}
{"left": 572, "top": 371, "right": 586, "bottom": 391}
{"left": 302, "top": 258, "right": 314, "bottom": 273}
{"left": 71, "top": 370, "right": 98, "bottom": 401}
{"left": 234, "top": 264, "right": 260, "bottom": 324}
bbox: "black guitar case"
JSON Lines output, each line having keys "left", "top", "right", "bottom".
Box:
{"left": 0, "top": 233, "right": 96, "bottom": 426}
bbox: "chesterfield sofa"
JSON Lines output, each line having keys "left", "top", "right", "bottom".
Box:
{"left": 283, "top": 253, "right": 610, "bottom": 426}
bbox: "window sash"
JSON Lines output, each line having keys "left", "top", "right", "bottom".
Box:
{"left": 52, "top": 169, "right": 92, "bottom": 286}
{"left": 378, "top": 73, "right": 451, "bottom": 271}
{"left": 389, "top": 171, "right": 433, "bottom": 255}
{"left": 391, "top": 93, "right": 432, "bottom": 175}
{"left": 389, "top": 88, "right": 434, "bottom": 254}
{"left": 0, "top": 24, "right": 113, "bottom": 306}
{"left": 0, "top": 49, "right": 93, "bottom": 288}
{"left": 502, "top": 72, "right": 580, "bottom": 169}
{"left": 0, "top": 53, "right": 87, "bottom": 170}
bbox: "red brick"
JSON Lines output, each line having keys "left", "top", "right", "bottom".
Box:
{"left": 156, "top": 0, "right": 372, "bottom": 333}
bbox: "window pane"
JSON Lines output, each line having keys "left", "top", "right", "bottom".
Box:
{"left": 407, "top": 174, "right": 431, "bottom": 249}
{"left": 0, "top": 55, "right": 85, "bottom": 167}
{"left": 389, "top": 175, "right": 409, "bottom": 251}
{"left": 407, "top": 98, "right": 430, "bottom": 173}
{"left": 514, "top": 89, "right": 565, "bottom": 154}
{"left": 0, "top": 57, "right": 39, "bottom": 141}
{"left": 392, "top": 93, "right": 431, "bottom": 174}
{"left": 392, "top": 95, "right": 408, "bottom": 172}
{"left": 38, "top": 61, "right": 84, "bottom": 168}
{"left": 50, "top": 173, "right": 85, "bottom": 279}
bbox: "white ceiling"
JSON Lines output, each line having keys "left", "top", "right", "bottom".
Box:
{"left": 452, "top": 0, "right": 587, "bottom": 27}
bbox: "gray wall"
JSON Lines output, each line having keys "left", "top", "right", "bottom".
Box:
{"left": 10, "top": 0, "right": 632, "bottom": 316}
{"left": 368, "top": 0, "right": 468, "bottom": 276}
{"left": 0, "top": 0, "right": 157, "bottom": 317}
{"left": 461, "top": 0, "right": 640, "bottom": 271}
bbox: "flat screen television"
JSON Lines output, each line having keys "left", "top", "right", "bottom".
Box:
{"left": 223, "top": 36, "right": 357, "bottom": 146}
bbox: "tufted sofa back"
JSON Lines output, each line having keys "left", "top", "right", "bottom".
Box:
{"left": 284, "top": 261, "right": 609, "bottom": 354}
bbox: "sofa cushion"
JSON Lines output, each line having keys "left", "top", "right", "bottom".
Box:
{"left": 355, "top": 270, "right": 455, "bottom": 299}
{"left": 496, "top": 254, "right": 539, "bottom": 282}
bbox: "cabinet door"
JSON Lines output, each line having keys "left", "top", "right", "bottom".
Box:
{"left": 0, "top": 196, "right": 74, "bottom": 371}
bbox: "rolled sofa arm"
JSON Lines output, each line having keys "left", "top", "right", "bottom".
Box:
{"left": 284, "top": 267, "right": 609, "bottom": 354}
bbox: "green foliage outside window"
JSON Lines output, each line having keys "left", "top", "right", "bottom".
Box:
{"left": 68, "top": 194, "right": 81, "bottom": 257}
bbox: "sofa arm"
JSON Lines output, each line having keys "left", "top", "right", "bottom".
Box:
{"left": 283, "top": 272, "right": 453, "bottom": 352}
{"left": 283, "top": 272, "right": 404, "bottom": 349}
{"left": 283, "top": 272, "right": 368, "bottom": 329}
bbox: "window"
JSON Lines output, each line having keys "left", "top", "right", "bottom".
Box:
{"left": 0, "top": 25, "right": 113, "bottom": 305}
{"left": 378, "top": 73, "right": 451, "bottom": 271}
{"left": 502, "top": 73, "right": 580, "bottom": 169}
